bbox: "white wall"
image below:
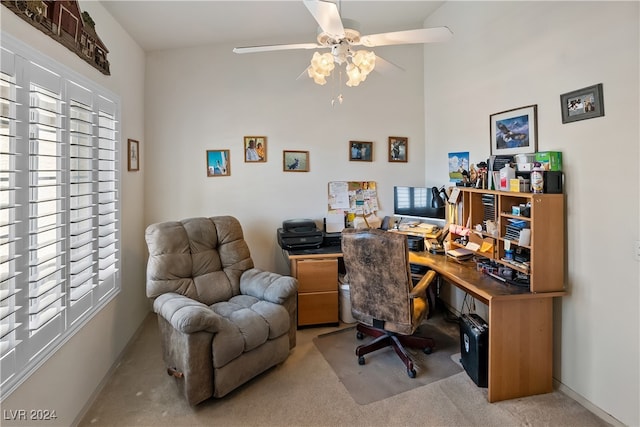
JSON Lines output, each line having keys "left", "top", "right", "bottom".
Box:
{"left": 144, "top": 41, "right": 429, "bottom": 274}
{"left": 3, "top": 2, "right": 638, "bottom": 426}
{"left": 423, "top": 2, "right": 639, "bottom": 426}
{"left": 1, "top": 2, "right": 149, "bottom": 426}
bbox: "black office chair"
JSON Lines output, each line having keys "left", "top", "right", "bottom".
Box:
{"left": 341, "top": 228, "right": 437, "bottom": 378}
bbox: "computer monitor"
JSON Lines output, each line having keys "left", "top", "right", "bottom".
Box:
{"left": 393, "top": 186, "right": 446, "bottom": 227}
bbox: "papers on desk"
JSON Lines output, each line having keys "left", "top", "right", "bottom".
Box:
{"left": 416, "top": 222, "right": 438, "bottom": 233}
{"left": 465, "top": 242, "right": 481, "bottom": 252}
{"left": 325, "top": 212, "right": 345, "bottom": 233}
{"left": 479, "top": 241, "right": 494, "bottom": 253}
{"left": 446, "top": 248, "right": 474, "bottom": 260}
{"left": 397, "top": 225, "right": 442, "bottom": 240}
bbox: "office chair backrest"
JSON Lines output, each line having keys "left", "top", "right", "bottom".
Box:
{"left": 341, "top": 228, "right": 414, "bottom": 330}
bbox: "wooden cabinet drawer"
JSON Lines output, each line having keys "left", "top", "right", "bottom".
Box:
{"left": 298, "top": 291, "right": 339, "bottom": 326}
{"left": 296, "top": 259, "right": 338, "bottom": 292}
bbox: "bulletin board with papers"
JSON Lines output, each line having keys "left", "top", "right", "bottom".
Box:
{"left": 326, "top": 181, "right": 380, "bottom": 231}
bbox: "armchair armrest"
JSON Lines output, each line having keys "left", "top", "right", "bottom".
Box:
{"left": 410, "top": 270, "right": 437, "bottom": 299}
{"left": 153, "top": 293, "right": 224, "bottom": 334}
{"left": 240, "top": 268, "right": 298, "bottom": 304}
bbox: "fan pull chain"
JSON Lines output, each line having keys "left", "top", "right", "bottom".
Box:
{"left": 330, "top": 68, "right": 337, "bottom": 106}
{"left": 331, "top": 67, "right": 345, "bottom": 107}
{"left": 338, "top": 67, "right": 344, "bottom": 104}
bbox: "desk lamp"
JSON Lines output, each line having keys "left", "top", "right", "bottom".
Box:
{"left": 431, "top": 186, "right": 447, "bottom": 209}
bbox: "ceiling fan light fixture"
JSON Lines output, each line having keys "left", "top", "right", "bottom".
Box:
{"left": 310, "top": 51, "right": 335, "bottom": 74}
{"left": 345, "top": 63, "right": 361, "bottom": 87}
{"left": 352, "top": 50, "right": 376, "bottom": 74}
{"left": 307, "top": 67, "right": 328, "bottom": 85}
{"left": 308, "top": 46, "right": 375, "bottom": 87}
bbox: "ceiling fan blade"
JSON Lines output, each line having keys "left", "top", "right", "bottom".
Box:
{"left": 233, "top": 43, "right": 321, "bottom": 54}
{"left": 359, "top": 27, "right": 453, "bottom": 47}
{"left": 373, "top": 55, "right": 405, "bottom": 75}
{"left": 297, "top": 66, "right": 312, "bottom": 81}
{"left": 303, "top": 0, "right": 345, "bottom": 39}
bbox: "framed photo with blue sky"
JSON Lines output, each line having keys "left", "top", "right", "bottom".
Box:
{"left": 448, "top": 151, "right": 469, "bottom": 183}
{"left": 206, "top": 149, "right": 230, "bottom": 177}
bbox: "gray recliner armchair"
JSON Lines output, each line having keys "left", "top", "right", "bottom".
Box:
{"left": 145, "top": 216, "right": 297, "bottom": 405}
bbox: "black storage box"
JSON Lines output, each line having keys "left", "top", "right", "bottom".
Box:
{"left": 406, "top": 234, "right": 425, "bottom": 252}
{"left": 516, "top": 171, "right": 564, "bottom": 193}
{"left": 459, "top": 313, "right": 488, "bottom": 387}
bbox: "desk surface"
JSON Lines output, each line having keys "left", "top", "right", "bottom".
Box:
{"left": 408, "top": 251, "right": 565, "bottom": 303}
{"left": 287, "top": 247, "right": 564, "bottom": 303}
{"left": 286, "top": 246, "right": 564, "bottom": 402}
{"left": 287, "top": 245, "right": 342, "bottom": 258}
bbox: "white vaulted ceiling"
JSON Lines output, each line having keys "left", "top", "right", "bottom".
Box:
{"left": 99, "top": 1, "right": 445, "bottom": 52}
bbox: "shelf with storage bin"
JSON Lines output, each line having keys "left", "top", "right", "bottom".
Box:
{"left": 448, "top": 189, "right": 499, "bottom": 259}
{"left": 448, "top": 187, "right": 565, "bottom": 293}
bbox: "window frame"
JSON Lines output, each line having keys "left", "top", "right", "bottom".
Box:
{"left": 1, "top": 32, "right": 121, "bottom": 399}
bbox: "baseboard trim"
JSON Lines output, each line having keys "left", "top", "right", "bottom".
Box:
{"left": 71, "top": 310, "right": 155, "bottom": 427}
{"left": 553, "top": 379, "right": 623, "bottom": 426}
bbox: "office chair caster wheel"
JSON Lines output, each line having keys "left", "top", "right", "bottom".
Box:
{"left": 358, "top": 356, "right": 365, "bottom": 365}
{"left": 356, "top": 331, "right": 364, "bottom": 340}
{"left": 423, "top": 346, "right": 433, "bottom": 355}
{"left": 407, "top": 368, "right": 417, "bottom": 378}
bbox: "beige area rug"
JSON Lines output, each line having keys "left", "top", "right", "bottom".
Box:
{"left": 313, "top": 320, "right": 464, "bottom": 405}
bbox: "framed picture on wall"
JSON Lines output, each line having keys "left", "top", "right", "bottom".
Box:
{"left": 388, "top": 137, "right": 408, "bottom": 162}
{"left": 206, "top": 149, "right": 230, "bottom": 177}
{"left": 560, "top": 83, "right": 604, "bottom": 124}
{"left": 244, "top": 136, "right": 267, "bottom": 162}
{"left": 490, "top": 104, "right": 538, "bottom": 156}
{"left": 127, "top": 139, "right": 139, "bottom": 171}
{"left": 283, "top": 150, "right": 309, "bottom": 172}
{"left": 349, "top": 141, "right": 373, "bottom": 161}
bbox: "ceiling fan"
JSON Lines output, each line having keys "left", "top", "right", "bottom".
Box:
{"left": 233, "top": 0, "right": 453, "bottom": 89}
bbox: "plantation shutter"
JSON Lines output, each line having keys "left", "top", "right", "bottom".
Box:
{"left": 96, "top": 98, "right": 118, "bottom": 301}
{"left": 0, "top": 46, "right": 23, "bottom": 385}
{"left": 27, "top": 62, "right": 66, "bottom": 356}
{"left": 67, "top": 82, "right": 97, "bottom": 323}
{"left": 0, "top": 33, "right": 121, "bottom": 398}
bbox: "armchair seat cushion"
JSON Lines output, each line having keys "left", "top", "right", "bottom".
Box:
{"left": 210, "top": 295, "right": 290, "bottom": 368}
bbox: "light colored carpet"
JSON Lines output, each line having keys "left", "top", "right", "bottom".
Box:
{"left": 78, "top": 312, "right": 611, "bottom": 427}
{"left": 313, "top": 321, "right": 463, "bottom": 404}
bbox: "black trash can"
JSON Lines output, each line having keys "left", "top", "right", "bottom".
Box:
{"left": 459, "top": 313, "right": 488, "bottom": 388}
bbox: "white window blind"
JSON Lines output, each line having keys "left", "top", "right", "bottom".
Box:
{"left": 0, "top": 33, "right": 121, "bottom": 398}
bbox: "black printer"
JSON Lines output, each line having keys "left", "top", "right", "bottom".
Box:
{"left": 277, "top": 219, "right": 323, "bottom": 250}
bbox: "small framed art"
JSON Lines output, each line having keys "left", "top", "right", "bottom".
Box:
{"left": 283, "top": 150, "right": 309, "bottom": 172}
{"left": 490, "top": 105, "right": 538, "bottom": 156}
{"left": 388, "top": 137, "right": 407, "bottom": 162}
{"left": 206, "top": 149, "right": 230, "bottom": 177}
{"left": 349, "top": 141, "right": 373, "bottom": 161}
{"left": 127, "top": 139, "right": 139, "bottom": 171}
{"left": 560, "top": 83, "right": 604, "bottom": 124}
{"left": 244, "top": 136, "right": 267, "bottom": 162}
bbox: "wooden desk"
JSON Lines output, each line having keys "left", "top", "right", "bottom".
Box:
{"left": 408, "top": 250, "right": 565, "bottom": 403}
{"left": 287, "top": 247, "right": 564, "bottom": 402}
